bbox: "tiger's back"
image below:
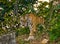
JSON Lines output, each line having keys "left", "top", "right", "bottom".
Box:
{"left": 28, "top": 13, "right": 44, "bottom": 25}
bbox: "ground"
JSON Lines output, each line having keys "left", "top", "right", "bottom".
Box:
{"left": 16, "top": 32, "right": 60, "bottom": 44}
{"left": 16, "top": 31, "right": 49, "bottom": 44}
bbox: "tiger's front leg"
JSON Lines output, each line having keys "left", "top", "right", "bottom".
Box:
{"left": 25, "top": 24, "right": 36, "bottom": 41}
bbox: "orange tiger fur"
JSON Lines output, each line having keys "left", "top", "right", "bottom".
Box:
{"left": 20, "top": 13, "right": 45, "bottom": 41}
{"left": 27, "top": 13, "right": 45, "bottom": 36}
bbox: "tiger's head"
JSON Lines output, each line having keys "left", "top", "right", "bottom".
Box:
{"left": 20, "top": 14, "right": 28, "bottom": 28}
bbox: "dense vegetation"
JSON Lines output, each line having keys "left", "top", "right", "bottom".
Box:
{"left": 0, "top": 0, "right": 60, "bottom": 44}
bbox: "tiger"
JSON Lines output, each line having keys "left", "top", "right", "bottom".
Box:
{"left": 20, "top": 13, "right": 45, "bottom": 41}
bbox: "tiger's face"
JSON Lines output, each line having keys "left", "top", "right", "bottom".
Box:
{"left": 20, "top": 15, "right": 28, "bottom": 28}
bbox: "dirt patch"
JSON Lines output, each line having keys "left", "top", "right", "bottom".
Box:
{"left": 16, "top": 33, "right": 60, "bottom": 44}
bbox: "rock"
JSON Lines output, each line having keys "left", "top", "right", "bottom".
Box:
{"left": 0, "top": 32, "right": 16, "bottom": 44}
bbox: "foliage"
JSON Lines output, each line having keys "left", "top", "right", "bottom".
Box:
{"left": 0, "top": 0, "right": 60, "bottom": 43}
{"left": 16, "top": 27, "right": 30, "bottom": 36}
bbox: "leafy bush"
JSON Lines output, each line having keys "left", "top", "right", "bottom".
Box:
{"left": 48, "top": 12, "right": 60, "bottom": 42}
{"left": 48, "top": 28, "right": 60, "bottom": 42}
{"left": 16, "top": 27, "right": 30, "bottom": 36}
{"left": 37, "top": 24, "right": 44, "bottom": 33}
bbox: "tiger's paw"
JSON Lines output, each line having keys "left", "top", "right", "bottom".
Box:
{"left": 24, "top": 36, "right": 35, "bottom": 41}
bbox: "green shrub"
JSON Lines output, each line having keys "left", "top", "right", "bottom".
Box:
{"left": 16, "top": 27, "right": 30, "bottom": 36}
{"left": 48, "top": 22, "right": 60, "bottom": 42}
{"left": 37, "top": 24, "right": 44, "bottom": 33}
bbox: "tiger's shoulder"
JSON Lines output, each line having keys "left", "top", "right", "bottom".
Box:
{"left": 27, "top": 13, "right": 45, "bottom": 24}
